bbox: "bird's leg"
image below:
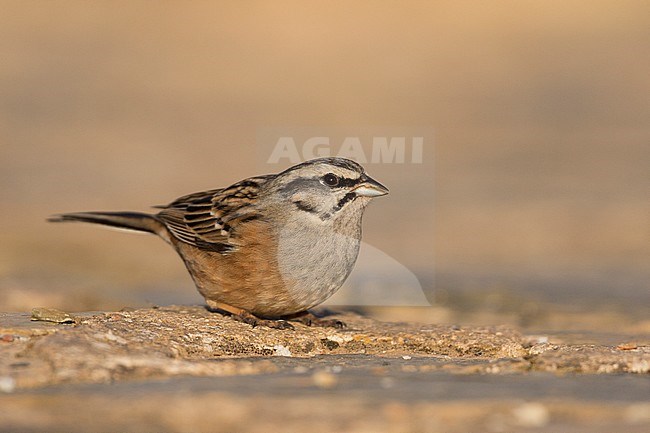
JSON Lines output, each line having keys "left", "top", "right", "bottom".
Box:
{"left": 233, "top": 310, "right": 295, "bottom": 330}
{"left": 283, "top": 310, "right": 346, "bottom": 328}
{"left": 206, "top": 300, "right": 294, "bottom": 330}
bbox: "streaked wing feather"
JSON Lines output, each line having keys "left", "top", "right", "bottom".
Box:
{"left": 156, "top": 175, "right": 272, "bottom": 253}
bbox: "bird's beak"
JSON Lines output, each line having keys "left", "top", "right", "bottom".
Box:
{"left": 352, "top": 175, "right": 389, "bottom": 197}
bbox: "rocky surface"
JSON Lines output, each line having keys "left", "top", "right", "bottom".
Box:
{"left": 1, "top": 306, "right": 649, "bottom": 432}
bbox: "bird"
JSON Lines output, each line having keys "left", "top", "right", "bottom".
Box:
{"left": 49, "top": 157, "right": 388, "bottom": 329}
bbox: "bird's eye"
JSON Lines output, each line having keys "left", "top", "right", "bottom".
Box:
{"left": 322, "top": 173, "right": 340, "bottom": 187}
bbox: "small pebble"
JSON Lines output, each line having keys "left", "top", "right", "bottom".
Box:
{"left": 402, "top": 355, "right": 412, "bottom": 360}
{"left": 312, "top": 371, "right": 338, "bottom": 389}
{"left": 616, "top": 342, "right": 638, "bottom": 351}
{"left": 273, "top": 345, "right": 292, "bottom": 357}
{"left": 526, "top": 335, "right": 549, "bottom": 345}
{"left": 31, "top": 307, "right": 76, "bottom": 324}
{"left": 0, "top": 376, "right": 16, "bottom": 393}
{"left": 512, "top": 402, "right": 549, "bottom": 427}
{"left": 629, "top": 359, "right": 649, "bottom": 374}
{"left": 327, "top": 335, "right": 345, "bottom": 344}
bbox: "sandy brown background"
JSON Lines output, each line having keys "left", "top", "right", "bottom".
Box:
{"left": 1, "top": 1, "right": 648, "bottom": 329}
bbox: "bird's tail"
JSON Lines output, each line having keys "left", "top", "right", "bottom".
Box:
{"left": 48, "top": 211, "right": 167, "bottom": 237}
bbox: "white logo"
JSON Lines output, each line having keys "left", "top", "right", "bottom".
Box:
{"left": 267, "top": 136, "right": 424, "bottom": 164}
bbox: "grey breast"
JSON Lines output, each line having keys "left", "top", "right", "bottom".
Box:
{"left": 274, "top": 216, "right": 362, "bottom": 310}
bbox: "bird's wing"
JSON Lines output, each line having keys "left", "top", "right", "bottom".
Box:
{"left": 156, "top": 175, "right": 273, "bottom": 253}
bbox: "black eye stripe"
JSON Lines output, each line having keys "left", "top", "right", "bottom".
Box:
{"left": 320, "top": 175, "right": 360, "bottom": 188}
{"left": 337, "top": 177, "right": 361, "bottom": 188}
{"left": 282, "top": 175, "right": 363, "bottom": 195}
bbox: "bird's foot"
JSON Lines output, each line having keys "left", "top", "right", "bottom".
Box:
{"left": 232, "top": 310, "right": 295, "bottom": 330}
{"left": 206, "top": 301, "right": 295, "bottom": 330}
{"left": 285, "top": 311, "right": 346, "bottom": 329}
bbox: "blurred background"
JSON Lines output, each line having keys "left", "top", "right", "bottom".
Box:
{"left": 1, "top": 1, "right": 648, "bottom": 334}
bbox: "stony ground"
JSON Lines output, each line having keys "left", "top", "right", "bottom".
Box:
{"left": 1, "top": 306, "right": 649, "bottom": 432}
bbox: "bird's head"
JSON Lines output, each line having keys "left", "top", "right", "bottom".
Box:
{"left": 269, "top": 157, "right": 388, "bottom": 222}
